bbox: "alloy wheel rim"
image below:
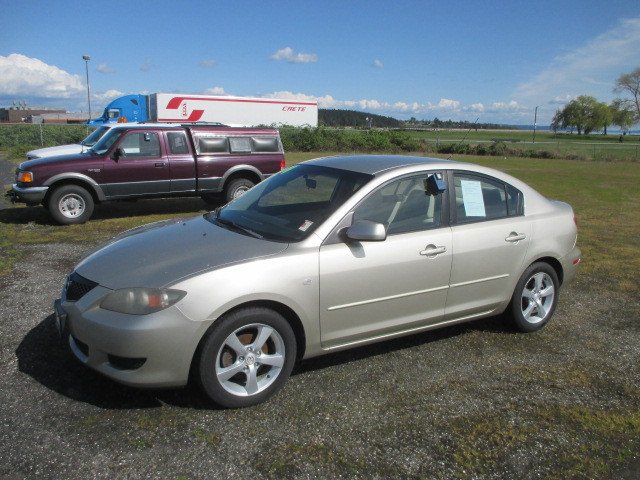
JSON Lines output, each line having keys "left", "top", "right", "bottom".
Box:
{"left": 215, "top": 323, "right": 285, "bottom": 397}
{"left": 520, "top": 272, "right": 555, "bottom": 324}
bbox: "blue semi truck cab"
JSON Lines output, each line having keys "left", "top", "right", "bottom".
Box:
{"left": 88, "top": 94, "right": 148, "bottom": 125}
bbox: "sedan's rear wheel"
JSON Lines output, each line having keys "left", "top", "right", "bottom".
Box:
{"left": 197, "top": 307, "right": 296, "bottom": 408}
{"left": 509, "top": 262, "right": 559, "bottom": 332}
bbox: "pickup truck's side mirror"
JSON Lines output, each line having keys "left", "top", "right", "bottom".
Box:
{"left": 345, "top": 220, "right": 387, "bottom": 242}
{"left": 112, "top": 147, "right": 126, "bottom": 161}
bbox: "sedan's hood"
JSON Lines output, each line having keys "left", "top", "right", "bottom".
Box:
{"left": 75, "top": 215, "right": 288, "bottom": 289}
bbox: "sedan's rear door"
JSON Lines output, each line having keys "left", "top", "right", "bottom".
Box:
{"left": 445, "top": 171, "right": 531, "bottom": 319}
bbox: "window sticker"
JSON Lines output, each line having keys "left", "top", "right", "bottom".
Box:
{"left": 298, "top": 220, "right": 314, "bottom": 231}
{"left": 461, "top": 180, "right": 486, "bottom": 217}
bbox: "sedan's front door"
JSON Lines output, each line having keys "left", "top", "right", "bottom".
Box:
{"left": 319, "top": 173, "right": 452, "bottom": 349}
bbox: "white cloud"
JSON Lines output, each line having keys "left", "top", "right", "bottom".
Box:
{"left": 97, "top": 63, "right": 115, "bottom": 74}
{"left": 270, "top": 47, "right": 318, "bottom": 64}
{"left": 490, "top": 100, "right": 520, "bottom": 110}
{"left": 468, "top": 103, "right": 485, "bottom": 112}
{"left": 434, "top": 98, "right": 460, "bottom": 109}
{"left": 92, "top": 89, "right": 123, "bottom": 103}
{"left": 372, "top": 59, "right": 384, "bottom": 69}
{"left": 0, "top": 53, "right": 85, "bottom": 98}
{"left": 514, "top": 16, "right": 640, "bottom": 103}
{"left": 203, "top": 86, "right": 226, "bottom": 95}
{"left": 199, "top": 59, "right": 215, "bottom": 68}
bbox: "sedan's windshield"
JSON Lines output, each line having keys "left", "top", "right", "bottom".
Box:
{"left": 207, "top": 164, "right": 372, "bottom": 242}
{"left": 90, "top": 128, "right": 125, "bottom": 155}
{"left": 81, "top": 126, "right": 110, "bottom": 147}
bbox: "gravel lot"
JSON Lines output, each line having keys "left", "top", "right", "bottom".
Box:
{"left": 1, "top": 157, "right": 639, "bottom": 479}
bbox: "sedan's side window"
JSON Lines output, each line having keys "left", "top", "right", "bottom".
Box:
{"left": 354, "top": 174, "right": 442, "bottom": 235}
{"left": 454, "top": 173, "right": 509, "bottom": 223}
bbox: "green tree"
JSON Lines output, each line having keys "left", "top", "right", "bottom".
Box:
{"left": 594, "top": 102, "right": 613, "bottom": 135}
{"left": 556, "top": 96, "right": 601, "bottom": 134}
{"left": 610, "top": 99, "right": 635, "bottom": 134}
{"left": 614, "top": 67, "right": 640, "bottom": 121}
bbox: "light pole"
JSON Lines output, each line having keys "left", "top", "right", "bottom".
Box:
{"left": 82, "top": 55, "right": 91, "bottom": 122}
{"left": 533, "top": 105, "right": 539, "bottom": 143}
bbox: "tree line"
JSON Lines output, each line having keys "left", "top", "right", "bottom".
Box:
{"left": 552, "top": 68, "right": 639, "bottom": 135}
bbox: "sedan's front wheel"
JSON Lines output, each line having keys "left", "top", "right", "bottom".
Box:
{"left": 509, "top": 262, "right": 559, "bottom": 332}
{"left": 197, "top": 307, "right": 296, "bottom": 408}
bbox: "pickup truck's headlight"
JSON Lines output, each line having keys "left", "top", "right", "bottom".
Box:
{"left": 18, "top": 171, "right": 33, "bottom": 183}
{"left": 100, "top": 288, "right": 186, "bottom": 315}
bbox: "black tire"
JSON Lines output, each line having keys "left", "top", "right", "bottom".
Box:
{"left": 197, "top": 307, "right": 296, "bottom": 408}
{"left": 508, "top": 262, "right": 559, "bottom": 332}
{"left": 47, "top": 184, "right": 95, "bottom": 225}
{"left": 224, "top": 178, "right": 255, "bottom": 203}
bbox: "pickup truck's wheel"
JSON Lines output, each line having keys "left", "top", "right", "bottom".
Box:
{"left": 508, "top": 262, "right": 559, "bottom": 332}
{"left": 224, "top": 178, "right": 255, "bottom": 203}
{"left": 197, "top": 307, "right": 296, "bottom": 408}
{"left": 48, "top": 185, "right": 94, "bottom": 225}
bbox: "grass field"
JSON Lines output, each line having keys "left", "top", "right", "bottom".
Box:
{"left": 406, "top": 129, "right": 640, "bottom": 162}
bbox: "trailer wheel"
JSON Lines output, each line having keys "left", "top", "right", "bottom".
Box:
{"left": 48, "top": 184, "right": 94, "bottom": 225}
{"left": 224, "top": 178, "right": 255, "bottom": 203}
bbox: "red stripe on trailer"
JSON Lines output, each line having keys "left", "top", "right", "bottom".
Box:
{"left": 165, "top": 96, "right": 317, "bottom": 110}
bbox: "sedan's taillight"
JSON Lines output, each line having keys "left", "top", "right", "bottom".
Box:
{"left": 280, "top": 159, "right": 286, "bottom": 170}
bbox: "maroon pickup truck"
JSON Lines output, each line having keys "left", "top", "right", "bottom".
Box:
{"left": 7, "top": 124, "right": 285, "bottom": 224}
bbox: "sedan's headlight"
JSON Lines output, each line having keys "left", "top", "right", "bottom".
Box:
{"left": 100, "top": 288, "right": 186, "bottom": 315}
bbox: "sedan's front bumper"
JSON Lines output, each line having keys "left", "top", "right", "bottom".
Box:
{"left": 7, "top": 184, "right": 49, "bottom": 205}
{"left": 57, "top": 284, "right": 212, "bottom": 388}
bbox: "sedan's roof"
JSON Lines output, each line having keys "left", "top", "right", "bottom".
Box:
{"left": 303, "top": 155, "right": 455, "bottom": 176}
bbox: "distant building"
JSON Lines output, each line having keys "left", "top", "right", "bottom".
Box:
{"left": 0, "top": 102, "right": 87, "bottom": 123}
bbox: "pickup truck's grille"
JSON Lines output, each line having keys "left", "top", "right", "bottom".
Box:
{"left": 65, "top": 272, "right": 98, "bottom": 302}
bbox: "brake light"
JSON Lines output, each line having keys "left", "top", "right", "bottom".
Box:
{"left": 18, "top": 171, "right": 33, "bottom": 183}
{"left": 280, "top": 159, "right": 286, "bottom": 170}
{"left": 573, "top": 215, "right": 578, "bottom": 227}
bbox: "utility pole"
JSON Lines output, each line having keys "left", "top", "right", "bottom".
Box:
{"left": 82, "top": 55, "right": 91, "bottom": 122}
{"left": 533, "top": 106, "right": 539, "bottom": 143}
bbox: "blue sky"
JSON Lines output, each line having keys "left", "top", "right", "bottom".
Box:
{"left": 1, "top": 0, "right": 639, "bottom": 124}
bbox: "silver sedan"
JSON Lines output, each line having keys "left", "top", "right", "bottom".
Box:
{"left": 55, "top": 155, "right": 581, "bottom": 408}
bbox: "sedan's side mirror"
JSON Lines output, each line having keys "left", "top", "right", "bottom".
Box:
{"left": 112, "top": 147, "right": 126, "bottom": 161}
{"left": 345, "top": 220, "right": 387, "bottom": 242}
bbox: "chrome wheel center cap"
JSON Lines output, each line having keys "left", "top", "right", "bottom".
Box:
{"left": 245, "top": 353, "right": 256, "bottom": 366}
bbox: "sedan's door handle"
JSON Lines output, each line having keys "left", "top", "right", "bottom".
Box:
{"left": 420, "top": 244, "right": 447, "bottom": 257}
{"left": 505, "top": 232, "right": 526, "bottom": 243}
{"left": 154, "top": 162, "right": 166, "bottom": 168}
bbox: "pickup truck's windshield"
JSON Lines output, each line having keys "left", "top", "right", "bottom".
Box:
{"left": 81, "top": 126, "right": 110, "bottom": 147}
{"left": 90, "top": 129, "right": 125, "bottom": 155}
{"left": 207, "top": 164, "right": 372, "bottom": 242}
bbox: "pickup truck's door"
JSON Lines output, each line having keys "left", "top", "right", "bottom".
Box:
{"left": 165, "top": 131, "right": 197, "bottom": 193}
{"left": 102, "top": 131, "right": 171, "bottom": 197}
